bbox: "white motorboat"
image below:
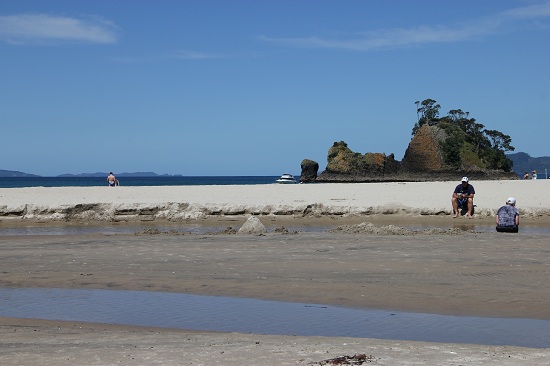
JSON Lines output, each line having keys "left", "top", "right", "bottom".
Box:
{"left": 276, "top": 173, "right": 297, "bottom": 184}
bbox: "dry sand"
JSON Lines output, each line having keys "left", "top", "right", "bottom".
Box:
{"left": 3, "top": 317, "right": 549, "bottom": 366}
{"left": 1, "top": 180, "right": 550, "bottom": 365}
{"left": 1, "top": 179, "right": 550, "bottom": 223}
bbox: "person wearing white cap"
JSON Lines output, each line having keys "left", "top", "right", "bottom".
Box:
{"left": 451, "top": 177, "right": 475, "bottom": 218}
{"left": 496, "top": 197, "right": 519, "bottom": 233}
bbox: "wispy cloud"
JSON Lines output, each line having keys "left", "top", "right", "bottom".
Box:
{"left": 110, "top": 50, "right": 241, "bottom": 64}
{"left": 500, "top": 1, "right": 550, "bottom": 19}
{"left": 0, "top": 14, "right": 119, "bottom": 45}
{"left": 171, "top": 50, "right": 227, "bottom": 60}
{"left": 258, "top": 2, "right": 550, "bottom": 51}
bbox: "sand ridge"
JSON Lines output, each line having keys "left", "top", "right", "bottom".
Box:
{"left": 1, "top": 180, "right": 550, "bottom": 223}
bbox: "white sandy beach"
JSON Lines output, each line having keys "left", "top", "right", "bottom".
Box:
{"left": 1, "top": 179, "right": 549, "bottom": 223}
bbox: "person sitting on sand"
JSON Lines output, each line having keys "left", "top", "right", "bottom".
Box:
{"left": 451, "top": 177, "right": 475, "bottom": 219}
{"left": 532, "top": 170, "right": 538, "bottom": 180}
{"left": 496, "top": 197, "right": 519, "bottom": 233}
{"left": 523, "top": 172, "right": 530, "bottom": 180}
{"left": 107, "top": 172, "right": 117, "bottom": 187}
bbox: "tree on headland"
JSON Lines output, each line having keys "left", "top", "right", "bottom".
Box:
{"left": 412, "top": 99, "right": 441, "bottom": 135}
{"left": 484, "top": 129, "right": 514, "bottom": 171}
{"left": 412, "top": 98, "right": 515, "bottom": 171}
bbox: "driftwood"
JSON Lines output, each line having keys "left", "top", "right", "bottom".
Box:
{"left": 312, "top": 353, "right": 376, "bottom": 365}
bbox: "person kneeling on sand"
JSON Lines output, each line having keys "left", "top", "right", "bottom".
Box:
{"left": 496, "top": 197, "right": 519, "bottom": 233}
{"left": 451, "top": 177, "right": 475, "bottom": 218}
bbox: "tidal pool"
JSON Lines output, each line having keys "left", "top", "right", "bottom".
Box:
{"left": 1, "top": 288, "right": 549, "bottom": 348}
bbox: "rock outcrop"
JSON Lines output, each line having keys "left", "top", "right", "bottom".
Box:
{"left": 304, "top": 125, "right": 518, "bottom": 182}
{"left": 402, "top": 125, "right": 447, "bottom": 172}
{"left": 320, "top": 141, "right": 401, "bottom": 178}
{"left": 300, "top": 159, "right": 319, "bottom": 183}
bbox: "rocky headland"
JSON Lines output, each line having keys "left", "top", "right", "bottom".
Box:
{"left": 301, "top": 124, "right": 518, "bottom": 183}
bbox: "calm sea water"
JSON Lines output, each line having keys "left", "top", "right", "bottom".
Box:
{"left": 0, "top": 176, "right": 288, "bottom": 188}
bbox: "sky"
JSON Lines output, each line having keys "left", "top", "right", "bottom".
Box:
{"left": 1, "top": 0, "right": 550, "bottom": 176}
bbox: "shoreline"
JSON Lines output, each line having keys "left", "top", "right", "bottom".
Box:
{"left": 1, "top": 180, "right": 550, "bottom": 224}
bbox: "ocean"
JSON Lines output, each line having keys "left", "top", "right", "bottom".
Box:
{"left": 0, "top": 176, "right": 288, "bottom": 188}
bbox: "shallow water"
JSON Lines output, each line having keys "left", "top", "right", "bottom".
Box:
{"left": 0, "top": 223, "right": 222, "bottom": 236}
{"left": 1, "top": 288, "right": 549, "bottom": 348}
{"left": 2, "top": 223, "right": 550, "bottom": 236}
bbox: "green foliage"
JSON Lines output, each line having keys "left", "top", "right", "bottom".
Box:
{"left": 442, "top": 136, "right": 463, "bottom": 169}
{"left": 412, "top": 99, "right": 441, "bottom": 136}
{"left": 460, "top": 142, "right": 486, "bottom": 167}
{"left": 413, "top": 99, "right": 515, "bottom": 172}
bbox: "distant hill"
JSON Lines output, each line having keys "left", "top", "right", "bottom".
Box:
{"left": 1, "top": 169, "right": 183, "bottom": 179}
{"left": 0, "top": 169, "right": 40, "bottom": 177}
{"left": 507, "top": 152, "right": 550, "bottom": 178}
{"left": 57, "top": 172, "right": 107, "bottom": 177}
{"left": 57, "top": 172, "right": 180, "bottom": 177}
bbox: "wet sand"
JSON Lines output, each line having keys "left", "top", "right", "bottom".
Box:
{"left": 1, "top": 227, "right": 550, "bottom": 319}
{"left": 1, "top": 217, "right": 550, "bottom": 364}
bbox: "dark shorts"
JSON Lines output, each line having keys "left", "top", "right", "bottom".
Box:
{"left": 109, "top": 182, "right": 116, "bottom": 187}
{"left": 496, "top": 225, "right": 518, "bottom": 233}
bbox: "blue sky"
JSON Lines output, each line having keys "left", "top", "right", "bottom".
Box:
{"left": 2, "top": 0, "right": 550, "bottom": 176}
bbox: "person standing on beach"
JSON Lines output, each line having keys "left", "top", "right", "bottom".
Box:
{"left": 451, "top": 177, "right": 475, "bottom": 219}
{"left": 107, "top": 172, "right": 117, "bottom": 187}
{"left": 532, "top": 170, "right": 538, "bottom": 179}
{"left": 523, "top": 172, "right": 530, "bottom": 180}
{"left": 496, "top": 197, "right": 519, "bottom": 233}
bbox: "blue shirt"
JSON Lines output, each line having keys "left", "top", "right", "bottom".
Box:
{"left": 454, "top": 183, "right": 475, "bottom": 196}
{"left": 497, "top": 205, "right": 519, "bottom": 227}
